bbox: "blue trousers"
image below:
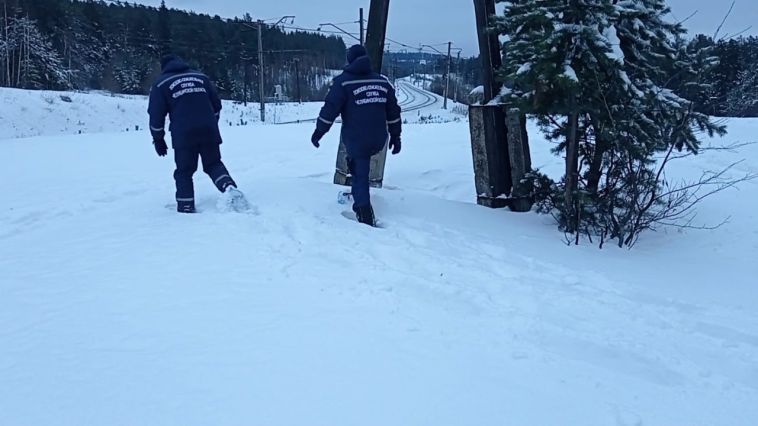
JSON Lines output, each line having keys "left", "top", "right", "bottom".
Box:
{"left": 348, "top": 156, "right": 371, "bottom": 209}
{"left": 174, "top": 142, "right": 235, "bottom": 204}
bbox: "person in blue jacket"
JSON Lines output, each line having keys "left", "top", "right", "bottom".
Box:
{"left": 148, "top": 54, "right": 247, "bottom": 213}
{"left": 311, "top": 44, "right": 402, "bottom": 226}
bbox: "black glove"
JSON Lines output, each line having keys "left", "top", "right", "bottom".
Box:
{"left": 389, "top": 135, "right": 401, "bottom": 155}
{"left": 153, "top": 138, "right": 168, "bottom": 157}
{"left": 311, "top": 129, "right": 325, "bottom": 148}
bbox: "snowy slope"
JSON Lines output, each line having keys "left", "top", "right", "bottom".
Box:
{"left": 1, "top": 97, "right": 758, "bottom": 424}
{"left": 0, "top": 87, "right": 324, "bottom": 139}
{"left": 0, "top": 83, "right": 466, "bottom": 141}
{"left": 0, "top": 88, "right": 150, "bottom": 139}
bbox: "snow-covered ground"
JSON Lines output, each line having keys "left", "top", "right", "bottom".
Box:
{"left": 0, "top": 82, "right": 464, "bottom": 140}
{"left": 1, "top": 85, "right": 757, "bottom": 425}
{"left": 0, "top": 87, "right": 323, "bottom": 138}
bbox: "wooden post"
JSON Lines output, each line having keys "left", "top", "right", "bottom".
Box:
{"left": 473, "top": 0, "right": 502, "bottom": 103}
{"left": 365, "top": 0, "right": 390, "bottom": 72}
{"left": 506, "top": 108, "right": 533, "bottom": 212}
{"left": 469, "top": 0, "right": 509, "bottom": 207}
{"left": 334, "top": 0, "right": 391, "bottom": 189}
{"left": 470, "top": 0, "right": 533, "bottom": 211}
{"left": 469, "top": 105, "right": 511, "bottom": 207}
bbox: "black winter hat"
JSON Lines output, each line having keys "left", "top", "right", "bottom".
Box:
{"left": 160, "top": 54, "right": 179, "bottom": 69}
{"left": 346, "top": 44, "right": 368, "bottom": 64}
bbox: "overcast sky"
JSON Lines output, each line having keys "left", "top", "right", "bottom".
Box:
{"left": 134, "top": 0, "right": 758, "bottom": 56}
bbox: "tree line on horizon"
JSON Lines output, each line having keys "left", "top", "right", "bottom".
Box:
{"left": 0, "top": 0, "right": 755, "bottom": 116}
{"left": 0, "top": 0, "right": 348, "bottom": 101}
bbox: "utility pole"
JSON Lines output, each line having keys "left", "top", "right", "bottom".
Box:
{"left": 421, "top": 43, "right": 454, "bottom": 99}
{"left": 444, "top": 41, "right": 452, "bottom": 109}
{"left": 241, "top": 16, "right": 295, "bottom": 122}
{"left": 365, "top": 0, "right": 390, "bottom": 73}
{"left": 454, "top": 50, "right": 461, "bottom": 103}
{"left": 469, "top": 0, "right": 532, "bottom": 211}
{"left": 359, "top": 8, "right": 365, "bottom": 45}
{"left": 257, "top": 19, "right": 265, "bottom": 122}
{"left": 473, "top": 0, "right": 502, "bottom": 102}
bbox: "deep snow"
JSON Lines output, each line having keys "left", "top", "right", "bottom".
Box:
{"left": 1, "top": 85, "right": 757, "bottom": 426}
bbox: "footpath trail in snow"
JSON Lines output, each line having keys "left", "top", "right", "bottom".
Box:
{"left": 1, "top": 110, "right": 758, "bottom": 424}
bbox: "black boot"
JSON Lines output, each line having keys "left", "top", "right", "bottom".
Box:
{"left": 354, "top": 204, "right": 376, "bottom": 227}
{"left": 177, "top": 199, "right": 196, "bottom": 213}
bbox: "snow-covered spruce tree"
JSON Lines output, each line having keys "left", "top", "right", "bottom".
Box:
{"left": 107, "top": 15, "right": 156, "bottom": 95}
{"left": 600, "top": 0, "right": 725, "bottom": 246}
{"left": 111, "top": 45, "right": 153, "bottom": 94}
{"left": 727, "top": 68, "right": 758, "bottom": 117}
{"left": 61, "top": 12, "right": 107, "bottom": 90}
{"left": 496, "top": 0, "right": 631, "bottom": 238}
{"left": 496, "top": 0, "right": 726, "bottom": 247}
{"left": 725, "top": 40, "right": 758, "bottom": 117}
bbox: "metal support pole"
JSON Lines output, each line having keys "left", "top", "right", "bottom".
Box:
{"left": 443, "top": 41, "right": 451, "bottom": 109}
{"left": 359, "top": 8, "right": 365, "bottom": 45}
{"left": 257, "top": 20, "right": 266, "bottom": 122}
{"left": 454, "top": 51, "right": 461, "bottom": 104}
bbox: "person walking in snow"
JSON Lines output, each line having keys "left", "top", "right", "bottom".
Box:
{"left": 148, "top": 54, "right": 247, "bottom": 213}
{"left": 311, "top": 44, "right": 402, "bottom": 226}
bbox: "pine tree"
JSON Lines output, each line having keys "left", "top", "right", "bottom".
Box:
{"left": 497, "top": 0, "right": 727, "bottom": 246}
{"left": 0, "top": 0, "right": 347, "bottom": 97}
{"left": 497, "top": 0, "right": 629, "bottom": 234}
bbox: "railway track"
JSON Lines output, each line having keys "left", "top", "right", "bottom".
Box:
{"left": 275, "top": 79, "right": 440, "bottom": 125}
{"left": 396, "top": 80, "right": 440, "bottom": 112}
